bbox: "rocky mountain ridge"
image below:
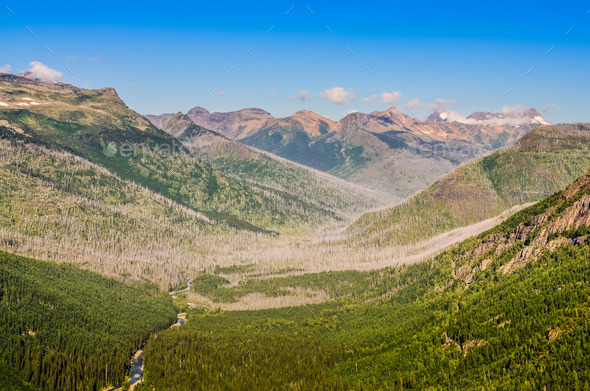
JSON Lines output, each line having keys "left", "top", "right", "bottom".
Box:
{"left": 146, "top": 104, "right": 549, "bottom": 195}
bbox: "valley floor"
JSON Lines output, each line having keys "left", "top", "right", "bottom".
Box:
{"left": 173, "top": 203, "right": 531, "bottom": 311}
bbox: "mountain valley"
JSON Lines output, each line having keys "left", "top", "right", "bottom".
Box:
{"left": 1, "top": 73, "right": 589, "bottom": 391}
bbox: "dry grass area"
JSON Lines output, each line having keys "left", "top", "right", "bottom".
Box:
{"left": 167, "top": 205, "right": 530, "bottom": 310}
{"left": 185, "top": 288, "right": 331, "bottom": 311}
{"left": 217, "top": 202, "right": 531, "bottom": 276}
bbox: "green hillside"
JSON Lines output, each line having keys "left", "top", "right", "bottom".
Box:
{"left": 0, "top": 251, "right": 176, "bottom": 391}
{"left": 138, "top": 171, "right": 590, "bottom": 390}
{"left": 346, "top": 123, "right": 590, "bottom": 247}
{"left": 0, "top": 75, "right": 371, "bottom": 234}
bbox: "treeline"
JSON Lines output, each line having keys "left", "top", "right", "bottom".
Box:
{"left": 0, "top": 251, "right": 176, "bottom": 390}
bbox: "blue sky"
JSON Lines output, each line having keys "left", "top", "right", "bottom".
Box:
{"left": 1, "top": 0, "right": 589, "bottom": 122}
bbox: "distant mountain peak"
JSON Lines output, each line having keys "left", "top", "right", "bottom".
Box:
{"left": 370, "top": 106, "right": 399, "bottom": 117}
{"left": 522, "top": 107, "right": 542, "bottom": 117}
{"left": 186, "top": 106, "right": 210, "bottom": 116}
{"left": 290, "top": 110, "right": 340, "bottom": 136}
{"left": 162, "top": 112, "right": 218, "bottom": 140}
{"left": 237, "top": 107, "right": 272, "bottom": 115}
{"left": 425, "top": 111, "right": 449, "bottom": 122}
{"left": 145, "top": 112, "right": 177, "bottom": 129}
{"left": 465, "top": 107, "right": 550, "bottom": 126}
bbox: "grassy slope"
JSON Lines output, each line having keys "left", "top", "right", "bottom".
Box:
{"left": 139, "top": 171, "right": 590, "bottom": 390}
{"left": 0, "top": 251, "right": 176, "bottom": 391}
{"left": 0, "top": 77, "right": 366, "bottom": 233}
{"left": 346, "top": 123, "right": 590, "bottom": 247}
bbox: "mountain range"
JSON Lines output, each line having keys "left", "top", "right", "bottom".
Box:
{"left": 161, "top": 112, "right": 380, "bottom": 216}
{"left": 148, "top": 105, "right": 549, "bottom": 196}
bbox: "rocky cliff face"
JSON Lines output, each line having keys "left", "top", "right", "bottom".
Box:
{"left": 185, "top": 107, "right": 274, "bottom": 140}
{"left": 452, "top": 171, "right": 590, "bottom": 282}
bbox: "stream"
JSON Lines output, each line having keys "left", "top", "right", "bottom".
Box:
{"left": 126, "top": 278, "right": 193, "bottom": 390}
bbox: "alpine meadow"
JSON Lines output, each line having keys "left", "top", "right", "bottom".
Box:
{"left": 1, "top": 1, "right": 590, "bottom": 390}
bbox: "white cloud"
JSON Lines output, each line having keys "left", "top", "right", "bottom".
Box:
{"left": 22, "top": 61, "right": 63, "bottom": 83}
{"left": 215, "top": 91, "right": 226, "bottom": 98}
{"left": 428, "top": 98, "right": 456, "bottom": 112}
{"left": 434, "top": 108, "right": 544, "bottom": 127}
{"left": 406, "top": 97, "right": 423, "bottom": 110}
{"left": 0, "top": 64, "right": 11, "bottom": 73}
{"left": 543, "top": 102, "right": 560, "bottom": 114}
{"left": 297, "top": 90, "right": 308, "bottom": 101}
{"left": 320, "top": 87, "right": 355, "bottom": 105}
{"left": 436, "top": 110, "right": 471, "bottom": 123}
{"left": 380, "top": 91, "right": 402, "bottom": 104}
{"left": 500, "top": 103, "right": 525, "bottom": 115}
{"left": 406, "top": 97, "right": 456, "bottom": 111}
{"left": 361, "top": 95, "right": 376, "bottom": 103}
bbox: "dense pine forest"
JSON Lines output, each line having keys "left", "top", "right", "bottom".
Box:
{"left": 0, "top": 251, "right": 176, "bottom": 390}
{"left": 138, "top": 172, "right": 590, "bottom": 390}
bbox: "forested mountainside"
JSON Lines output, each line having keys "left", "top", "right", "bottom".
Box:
{"left": 346, "top": 123, "right": 590, "bottom": 247}
{"left": 0, "top": 251, "right": 176, "bottom": 391}
{"left": 0, "top": 134, "right": 220, "bottom": 288}
{"left": 138, "top": 171, "right": 590, "bottom": 390}
{"left": 0, "top": 74, "right": 376, "bottom": 235}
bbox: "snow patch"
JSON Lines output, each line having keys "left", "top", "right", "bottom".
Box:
{"left": 21, "top": 98, "right": 34, "bottom": 101}
{"left": 16, "top": 102, "right": 29, "bottom": 106}
{"left": 29, "top": 102, "right": 40, "bottom": 105}
{"left": 439, "top": 112, "right": 448, "bottom": 120}
{"left": 0, "top": 102, "right": 8, "bottom": 107}
{"left": 534, "top": 116, "right": 551, "bottom": 125}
